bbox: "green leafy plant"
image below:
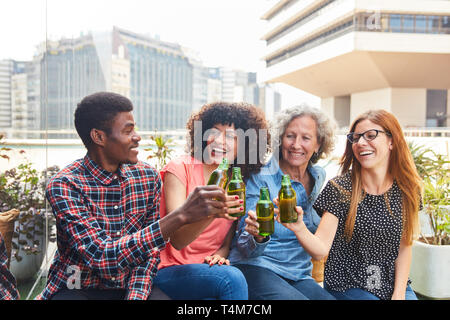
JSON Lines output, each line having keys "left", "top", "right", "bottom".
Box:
{"left": 0, "top": 162, "right": 59, "bottom": 262}
{"left": 409, "top": 142, "right": 450, "bottom": 245}
{"left": 145, "top": 133, "right": 175, "bottom": 170}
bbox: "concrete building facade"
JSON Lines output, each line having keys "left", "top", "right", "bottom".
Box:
{"left": 260, "top": 0, "right": 450, "bottom": 128}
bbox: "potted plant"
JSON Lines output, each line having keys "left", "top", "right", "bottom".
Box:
{"left": 408, "top": 142, "right": 450, "bottom": 299}
{"left": 145, "top": 133, "right": 175, "bottom": 170}
{"left": 0, "top": 133, "right": 21, "bottom": 268}
{"left": 0, "top": 161, "right": 58, "bottom": 284}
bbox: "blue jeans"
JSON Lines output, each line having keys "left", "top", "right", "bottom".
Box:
{"left": 153, "top": 263, "right": 248, "bottom": 300}
{"left": 324, "top": 283, "right": 418, "bottom": 300}
{"left": 235, "top": 264, "right": 336, "bottom": 300}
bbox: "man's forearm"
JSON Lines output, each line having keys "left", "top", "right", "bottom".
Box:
{"left": 158, "top": 208, "right": 188, "bottom": 242}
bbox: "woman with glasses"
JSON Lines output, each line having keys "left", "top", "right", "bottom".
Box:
{"left": 275, "top": 109, "right": 422, "bottom": 300}
{"left": 153, "top": 101, "right": 270, "bottom": 300}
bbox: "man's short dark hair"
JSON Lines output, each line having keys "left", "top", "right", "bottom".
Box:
{"left": 74, "top": 92, "right": 133, "bottom": 149}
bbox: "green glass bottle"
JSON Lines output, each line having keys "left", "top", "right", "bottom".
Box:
{"left": 278, "top": 174, "right": 297, "bottom": 223}
{"left": 256, "top": 187, "right": 274, "bottom": 236}
{"left": 207, "top": 158, "right": 229, "bottom": 190}
{"left": 227, "top": 167, "right": 245, "bottom": 217}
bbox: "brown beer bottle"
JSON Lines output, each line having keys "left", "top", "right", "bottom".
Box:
{"left": 207, "top": 158, "right": 229, "bottom": 190}
{"left": 227, "top": 167, "right": 246, "bottom": 217}
{"left": 278, "top": 174, "right": 297, "bottom": 223}
{"left": 256, "top": 187, "right": 274, "bottom": 236}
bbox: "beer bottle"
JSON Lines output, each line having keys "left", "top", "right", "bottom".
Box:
{"left": 256, "top": 187, "right": 274, "bottom": 236}
{"left": 207, "top": 158, "right": 229, "bottom": 190}
{"left": 278, "top": 174, "right": 297, "bottom": 223}
{"left": 227, "top": 167, "right": 245, "bottom": 217}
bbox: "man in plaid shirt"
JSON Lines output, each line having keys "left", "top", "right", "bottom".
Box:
{"left": 37, "top": 92, "right": 230, "bottom": 300}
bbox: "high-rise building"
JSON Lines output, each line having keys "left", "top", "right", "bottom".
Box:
{"left": 0, "top": 59, "right": 37, "bottom": 137}
{"left": 260, "top": 0, "right": 450, "bottom": 128}
{"left": 207, "top": 67, "right": 223, "bottom": 103}
{"left": 0, "top": 60, "right": 14, "bottom": 133}
{"left": 117, "top": 27, "right": 193, "bottom": 131}
{"left": 41, "top": 35, "right": 106, "bottom": 135}
{"left": 37, "top": 26, "right": 194, "bottom": 135}
{"left": 182, "top": 47, "right": 209, "bottom": 112}
{"left": 25, "top": 57, "right": 41, "bottom": 137}
{"left": 219, "top": 67, "right": 259, "bottom": 103}
{"left": 205, "top": 66, "right": 282, "bottom": 117}
{"left": 257, "top": 84, "right": 282, "bottom": 119}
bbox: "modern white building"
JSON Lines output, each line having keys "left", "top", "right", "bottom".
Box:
{"left": 260, "top": 0, "right": 450, "bottom": 128}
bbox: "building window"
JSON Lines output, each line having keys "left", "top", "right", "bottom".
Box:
{"left": 426, "top": 89, "right": 448, "bottom": 127}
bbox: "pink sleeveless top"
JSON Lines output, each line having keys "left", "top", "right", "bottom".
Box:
{"left": 158, "top": 155, "right": 234, "bottom": 269}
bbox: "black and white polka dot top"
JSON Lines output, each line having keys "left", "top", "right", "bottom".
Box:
{"left": 313, "top": 171, "right": 408, "bottom": 300}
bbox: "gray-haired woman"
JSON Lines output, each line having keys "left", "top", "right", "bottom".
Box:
{"left": 229, "top": 104, "right": 336, "bottom": 300}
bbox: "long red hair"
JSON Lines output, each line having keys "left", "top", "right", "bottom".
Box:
{"left": 339, "top": 110, "right": 422, "bottom": 245}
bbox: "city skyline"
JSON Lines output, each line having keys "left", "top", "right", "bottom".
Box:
{"left": 1, "top": 0, "right": 271, "bottom": 71}
{"left": 0, "top": 26, "right": 282, "bottom": 138}
{"left": 0, "top": 0, "right": 320, "bottom": 113}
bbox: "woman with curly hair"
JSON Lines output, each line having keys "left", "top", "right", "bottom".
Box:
{"left": 153, "top": 101, "right": 270, "bottom": 300}
{"left": 229, "top": 104, "right": 337, "bottom": 300}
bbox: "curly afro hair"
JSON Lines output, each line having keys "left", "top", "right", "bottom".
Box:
{"left": 185, "top": 101, "right": 270, "bottom": 180}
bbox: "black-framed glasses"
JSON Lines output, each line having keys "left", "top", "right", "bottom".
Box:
{"left": 346, "top": 129, "right": 391, "bottom": 144}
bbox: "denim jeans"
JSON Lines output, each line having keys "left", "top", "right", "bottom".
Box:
{"left": 324, "top": 282, "right": 418, "bottom": 300}
{"left": 235, "top": 264, "right": 336, "bottom": 300}
{"left": 153, "top": 263, "right": 248, "bottom": 300}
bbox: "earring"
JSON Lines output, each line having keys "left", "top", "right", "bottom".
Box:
{"left": 310, "top": 151, "right": 319, "bottom": 163}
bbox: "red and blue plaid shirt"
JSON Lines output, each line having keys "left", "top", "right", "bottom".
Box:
{"left": 36, "top": 155, "right": 166, "bottom": 300}
{"left": 0, "top": 233, "right": 19, "bottom": 300}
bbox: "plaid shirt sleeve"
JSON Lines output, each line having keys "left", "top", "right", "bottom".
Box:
{"left": 46, "top": 175, "right": 166, "bottom": 287}
{"left": 0, "top": 233, "right": 19, "bottom": 300}
{"left": 125, "top": 174, "right": 163, "bottom": 300}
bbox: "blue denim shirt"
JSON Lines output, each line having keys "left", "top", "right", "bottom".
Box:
{"left": 229, "top": 156, "right": 326, "bottom": 281}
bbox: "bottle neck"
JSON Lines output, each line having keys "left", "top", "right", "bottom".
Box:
{"left": 231, "top": 172, "right": 241, "bottom": 180}
{"left": 218, "top": 162, "right": 228, "bottom": 171}
{"left": 259, "top": 189, "right": 270, "bottom": 201}
{"left": 281, "top": 176, "right": 291, "bottom": 187}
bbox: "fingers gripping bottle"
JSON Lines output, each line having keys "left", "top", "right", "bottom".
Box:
{"left": 207, "top": 158, "right": 229, "bottom": 190}
{"left": 227, "top": 167, "right": 245, "bottom": 217}
{"left": 278, "top": 174, "right": 297, "bottom": 223}
{"left": 256, "top": 187, "right": 274, "bottom": 236}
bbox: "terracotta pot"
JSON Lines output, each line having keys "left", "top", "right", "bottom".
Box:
{"left": 0, "top": 209, "right": 20, "bottom": 268}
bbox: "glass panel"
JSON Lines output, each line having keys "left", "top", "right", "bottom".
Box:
{"left": 442, "top": 16, "right": 450, "bottom": 34}
{"left": 415, "top": 15, "right": 428, "bottom": 33}
{"left": 0, "top": 0, "right": 49, "bottom": 300}
{"left": 390, "top": 14, "right": 402, "bottom": 32}
{"left": 430, "top": 15, "right": 440, "bottom": 34}
{"left": 403, "top": 15, "right": 415, "bottom": 32}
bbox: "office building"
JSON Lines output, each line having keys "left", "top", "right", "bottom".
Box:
{"left": 260, "top": 0, "right": 450, "bottom": 128}
{"left": 37, "top": 26, "right": 194, "bottom": 135}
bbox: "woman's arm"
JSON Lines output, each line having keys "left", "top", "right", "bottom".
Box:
{"left": 392, "top": 237, "right": 412, "bottom": 300}
{"left": 204, "top": 221, "right": 237, "bottom": 266}
{"left": 164, "top": 172, "right": 242, "bottom": 250}
{"left": 274, "top": 198, "right": 338, "bottom": 260}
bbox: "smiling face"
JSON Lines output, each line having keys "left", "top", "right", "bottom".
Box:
{"left": 280, "top": 116, "right": 320, "bottom": 171}
{"left": 351, "top": 119, "right": 392, "bottom": 172}
{"left": 103, "top": 111, "right": 141, "bottom": 167}
{"left": 204, "top": 123, "right": 238, "bottom": 165}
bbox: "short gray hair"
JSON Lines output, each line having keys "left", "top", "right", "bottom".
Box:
{"left": 271, "top": 104, "right": 336, "bottom": 164}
